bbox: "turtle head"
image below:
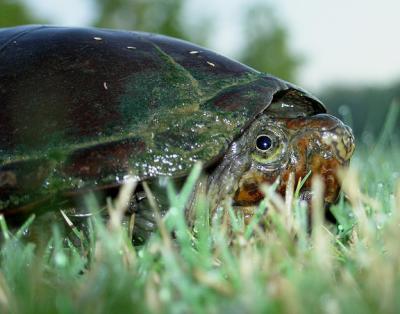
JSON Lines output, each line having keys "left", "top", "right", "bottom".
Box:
{"left": 207, "top": 93, "right": 355, "bottom": 218}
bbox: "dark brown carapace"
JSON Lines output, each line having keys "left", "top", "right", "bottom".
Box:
{"left": 0, "top": 26, "right": 354, "bottom": 242}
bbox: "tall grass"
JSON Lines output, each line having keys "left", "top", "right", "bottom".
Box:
{"left": 0, "top": 142, "right": 399, "bottom": 313}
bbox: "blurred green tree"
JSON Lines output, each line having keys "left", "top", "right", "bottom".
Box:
{"left": 93, "top": 0, "right": 210, "bottom": 45}
{"left": 92, "top": 0, "right": 300, "bottom": 80}
{"left": 0, "top": 0, "right": 40, "bottom": 27}
{"left": 321, "top": 82, "right": 400, "bottom": 141}
{"left": 239, "top": 3, "right": 301, "bottom": 81}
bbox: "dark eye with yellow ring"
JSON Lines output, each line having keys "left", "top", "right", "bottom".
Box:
{"left": 256, "top": 135, "right": 272, "bottom": 152}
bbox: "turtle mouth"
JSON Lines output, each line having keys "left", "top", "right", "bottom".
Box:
{"left": 231, "top": 181, "right": 339, "bottom": 224}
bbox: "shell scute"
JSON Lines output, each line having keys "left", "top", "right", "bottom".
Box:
{"left": 63, "top": 137, "right": 146, "bottom": 180}
{"left": 0, "top": 25, "right": 325, "bottom": 213}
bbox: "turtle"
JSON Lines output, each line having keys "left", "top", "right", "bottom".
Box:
{"left": 0, "top": 25, "right": 355, "bottom": 243}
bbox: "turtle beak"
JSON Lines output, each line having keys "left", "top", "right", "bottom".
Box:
{"left": 319, "top": 118, "right": 355, "bottom": 165}
{"left": 287, "top": 114, "right": 355, "bottom": 204}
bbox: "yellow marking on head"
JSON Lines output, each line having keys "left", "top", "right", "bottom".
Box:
{"left": 251, "top": 142, "right": 284, "bottom": 164}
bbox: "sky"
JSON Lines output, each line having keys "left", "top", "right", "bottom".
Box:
{"left": 25, "top": 0, "right": 400, "bottom": 92}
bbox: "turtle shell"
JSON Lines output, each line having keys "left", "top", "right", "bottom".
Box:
{"left": 0, "top": 25, "right": 326, "bottom": 214}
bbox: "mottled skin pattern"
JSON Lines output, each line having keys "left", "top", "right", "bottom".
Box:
{"left": 205, "top": 113, "right": 354, "bottom": 219}
{"left": 0, "top": 26, "right": 354, "bottom": 242}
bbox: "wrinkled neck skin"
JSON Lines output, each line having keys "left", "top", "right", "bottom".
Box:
{"left": 204, "top": 113, "right": 355, "bottom": 218}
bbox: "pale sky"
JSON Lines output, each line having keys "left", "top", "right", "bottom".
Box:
{"left": 25, "top": 0, "right": 400, "bottom": 91}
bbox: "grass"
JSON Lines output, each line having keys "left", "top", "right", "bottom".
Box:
{"left": 0, "top": 140, "right": 399, "bottom": 313}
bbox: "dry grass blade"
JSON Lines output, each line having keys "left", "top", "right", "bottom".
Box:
{"left": 193, "top": 269, "right": 233, "bottom": 296}
{"left": 59, "top": 210, "right": 86, "bottom": 251}
{"left": 311, "top": 175, "right": 334, "bottom": 272}
{"left": 284, "top": 172, "right": 295, "bottom": 230}
{"left": 311, "top": 175, "right": 324, "bottom": 230}
{"left": 145, "top": 273, "right": 162, "bottom": 314}
{"left": 262, "top": 182, "right": 286, "bottom": 214}
{"left": 339, "top": 168, "right": 374, "bottom": 237}
{"left": 108, "top": 177, "right": 137, "bottom": 231}
{"left": 142, "top": 181, "right": 172, "bottom": 248}
{"left": 128, "top": 213, "right": 136, "bottom": 241}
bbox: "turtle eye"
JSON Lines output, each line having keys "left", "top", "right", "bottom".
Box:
{"left": 256, "top": 135, "right": 272, "bottom": 152}
{"left": 251, "top": 126, "right": 287, "bottom": 167}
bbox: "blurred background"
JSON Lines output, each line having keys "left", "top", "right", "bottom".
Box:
{"left": 1, "top": 0, "right": 399, "bottom": 143}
